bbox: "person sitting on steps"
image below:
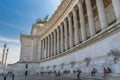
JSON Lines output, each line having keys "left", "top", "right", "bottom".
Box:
{"left": 91, "top": 68, "right": 97, "bottom": 76}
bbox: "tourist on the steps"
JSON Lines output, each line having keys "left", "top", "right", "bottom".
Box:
{"left": 25, "top": 71, "right": 28, "bottom": 76}
{"left": 77, "top": 69, "right": 82, "bottom": 79}
{"left": 107, "top": 67, "right": 112, "bottom": 74}
{"left": 58, "top": 71, "right": 61, "bottom": 76}
{"left": 2, "top": 73, "right": 7, "bottom": 80}
{"left": 103, "top": 67, "right": 107, "bottom": 78}
{"left": 91, "top": 68, "right": 97, "bottom": 76}
{"left": 11, "top": 72, "right": 14, "bottom": 80}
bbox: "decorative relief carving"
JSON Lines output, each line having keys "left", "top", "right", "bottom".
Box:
{"left": 107, "top": 50, "right": 120, "bottom": 64}
{"left": 83, "top": 57, "right": 91, "bottom": 67}
{"left": 70, "top": 61, "right": 75, "bottom": 68}
{"left": 60, "top": 63, "right": 64, "bottom": 69}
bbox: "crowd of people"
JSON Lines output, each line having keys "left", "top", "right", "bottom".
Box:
{"left": 38, "top": 67, "right": 112, "bottom": 79}
{"left": 0, "top": 67, "right": 112, "bottom": 80}
{"left": 0, "top": 72, "right": 14, "bottom": 80}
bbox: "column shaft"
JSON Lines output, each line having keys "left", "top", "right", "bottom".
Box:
{"left": 60, "top": 25, "right": 64, "bottom": 52}
{"left": 112, "top": 0, "right": 120, "bottom": 20}
{"left": 57, "top": 28, "right": 60, "bottom": 54}
{"left": 68, "top": 15, "right": 74, "bottom": 48}
{"left": 40, "top": 40, "right": 42, "bottom": 60}
{"left": 86, "top": 0, "right": 96, "bottom": 36}
{"left": 78, "top": 0, "right": 87, "bottom": 41}
{"left": 73, "top": 9, "right": 80, "bottom": 45}
{"left": 40, "top": 40, "right": 43, "bottom": 60}
{"left": 36, "top": 40, "right": 40, "bottom": 60}
{"left": 96, "top": 0, "right": 108, "bottom": 29}
{"left": 50, "top": 33, "right": 53, "bottom": 57}
{"left": 47, "top": 36, "right": 50, "bottom": 58}
{"left": 45, "top": 38, "right": 47, "bottom": 59}
{"left": 54, "top": 31, "right": 57, "bottom": 55}
{"left": 33, "top": 40, "right": 37, "bottom": 60}
{"left": 64, "top": 20, "right": 68, "bottom": 50}
{"left": 42, "top": 39, "right": 45, "bottom": 59}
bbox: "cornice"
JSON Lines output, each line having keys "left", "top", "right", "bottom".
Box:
{"left": 20, "top": 34, "right": 41, "bottom": 43}
{"left": 40, "top": 0, "right": 72, "bottom": 36}
{"left": 17, "top": 61, "right": 41, "bottom": 64}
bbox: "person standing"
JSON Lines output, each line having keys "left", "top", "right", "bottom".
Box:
{"left": 103, "top": 67, "right": 107, "bottom": 78}
{"left": 12, "top": 72, "right": 14, "bottom": 80}
{"left": 77, "top": 69, "right": 82, "bottom": 79}
{"left": 91, "top": 68, "right": 97, "bottom": 76}
{"left": 2, "top": 73, "right": 7, "bottom": 80}
{"left": 107, "top": 67, "right": 112, "bottom": 73}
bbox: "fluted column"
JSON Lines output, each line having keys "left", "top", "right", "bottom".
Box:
{"left": 96, "top": 0, "right": 108, "bottom": 29}
{"left": 37, "top": 40, "right": 41, "bottom": 61}
{"left": 112, "top": 0, "right": 120, "bottom": 21}
{"left": 42, "top": 39, "right": 45, "bottom": 59}
{"left": 73, "top": 8, "right": 80, "bottom": 45}
{"left": 51, "top": 33, "right": 53, "bottom": 57}
{"left": 78, "top": 0, "right": 87, "bottom": 41}
{"left": 68, "top": 15, "right": 74, "bottom": 48}
{"left": 86, "top": 0, "right": 96, "bottom": 36}
{"left": 46, "top": 36, "right": 49, "bottom": 58}
{"left": 60, "top": 24, "right": 64, "bottom": 52}
{"left": 33, "top": 40, "right": 37, "bottom": 60}
{"left": 40, "top": 40, "right": 43, "bottom": 60}
{"left": 64, "top": 20, "right": 69, "bottom": 50}
{"left": 57, "top": 28, "right": 60, "bottom": 54}
{"left": 40, "top": 40, "right": 42, "bottom": 60}
{"left": 45, "top": 38, "right": 47, "bottom": 59}
{"left": 48, "top": 35, "right": 50, "bottom": 58}
{"left": 54, "top": 30, "right": 57, "bottom": 55}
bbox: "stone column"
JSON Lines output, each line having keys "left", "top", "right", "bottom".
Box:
{"left": 64, "top": 20, "right": 68, "bottom": 50}
{"left": 57, "top": 28, "right": 60, "bottom": 54}
{"left": 78, "top": 0, "right": 87, "bottom": 41}
{"left": 37, "top": 40, "right": 41, "bottom": 60}
{"left": 60, "top": 24, "right": 64, "bottom": 52}
{"left": 39, "top": 40, "right": 42, "bottom": 60}
{"left": 73, "top": 8, "right": 80, "bottom": 45}
{"left": 46, "top": 37, "right": 49, "bottom": 58}
{"left": 42, "top": 39, "right": 45, "bottom": 59}
{"left": 68, "top": 15, "right": 74, "bottom": 48}
{"left": 54, "top": 30, "right": 57, "bottom": 55}
{"left": 33, "top": 40, "right": 37, "bottom": 60}
{"left": 85, "top": 0, "right": 96, "bottom": 36}
{"left": 112, "top": 0, "right": 120, "bottom": 21}
{"left": 51, "top": 33, "right": 53, "bottom": 57}
{"left": 48, "top": 35, "right": 50, "bottom": 58}
{"left": 96, "top": 0, "right": 108, "bottom": 29}
{"left": 45, "top": 38, "right": 47, "bottom": 59}
{"left": 40, "top": 40, "right": 43, "bottom": 60}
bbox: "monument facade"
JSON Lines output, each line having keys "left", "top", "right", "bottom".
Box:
{"left": 12, "top": 0, "right": 120, "bottom": 75}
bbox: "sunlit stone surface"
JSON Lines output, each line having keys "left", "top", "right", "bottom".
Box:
{"left": 7, "top": 0, "right": 120, "bottom": 78}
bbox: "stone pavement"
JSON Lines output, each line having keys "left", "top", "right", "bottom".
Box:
{"left": 0, "top": 74, "right": 120, "bottom": 80}
{"left": 0, "top": 75, "right": 97, "bottom": 80}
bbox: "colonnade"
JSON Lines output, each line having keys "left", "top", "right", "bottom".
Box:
{"left": 35, "top": 0, "right": 120, "bottom": 60}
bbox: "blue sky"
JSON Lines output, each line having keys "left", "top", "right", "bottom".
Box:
{"left": 0, "top": 0, "right": 61, "bottom": 64}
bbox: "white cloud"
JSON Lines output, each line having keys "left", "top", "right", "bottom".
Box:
{"left": 0, "top": 36, "right": 20, "bottom": 44}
